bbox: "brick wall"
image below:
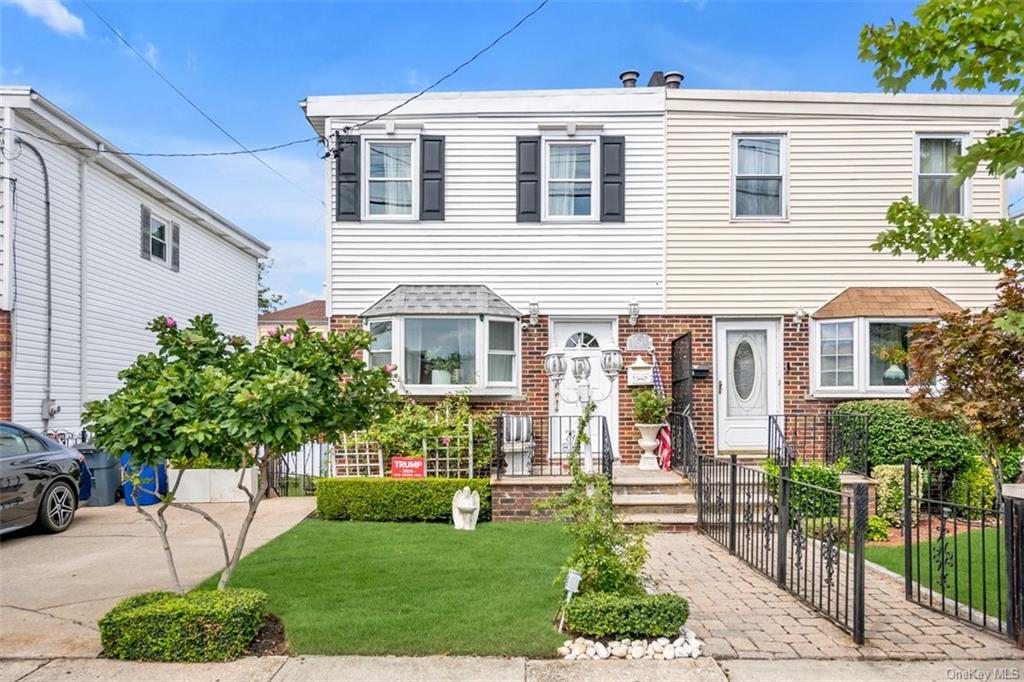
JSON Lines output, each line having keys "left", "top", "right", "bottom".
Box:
{"left": 490, "top": 479, "right": 568, "bottom": 521}
{"left": 0, "top": 310, "right": 9, "bottom": 421}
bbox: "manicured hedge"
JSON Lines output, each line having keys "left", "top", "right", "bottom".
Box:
{"left": 763, "top": 459, "right": 842, "bottom": 518}
{"left": 833, "top": 400, "right": 977, "bottom": 475}
{"left": 565, "top": 592, "right": 689, "bottom": 639}
{"left": 316, "top": 477, "right": 491, "bottom": 522}
{"left": 99, "top": 589, "right": 267, "bottom": 662}
{"left": 872, "top": 463, "right": 922, "bottom": 528}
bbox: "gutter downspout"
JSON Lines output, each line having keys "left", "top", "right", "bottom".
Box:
{"left": 14, "top": 137, "right": 57, "bottom": 430}
{"left": 78, "top": 145, "right": 101, "bottom": 430}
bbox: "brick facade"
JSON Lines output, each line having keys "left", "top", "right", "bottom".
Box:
{"left": 0, "top": 310, "right": 10, "bottom": 421}
{"left": 332, "top": 312, "right": 849, "bottom": 466}
{"left": 490, "top": 479, "right": 569, "bottom": 521}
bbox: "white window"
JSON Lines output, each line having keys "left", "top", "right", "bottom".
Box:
{"left": 544, "top": 140, "right": 597, "bottom": 219}
{"left": 365, "top": 140, "right": 415, "bottom": 217}
{"left": 733, "top": 134, "right": 786, "bottom": 218}
{"left": 366, "top": 315, "right": 519, "bottom": 394}
{"left": 150, "top": 215, "right": 168, "bottom": 262}
{"left": 917, "top": 134, "right": 966, "bottom": 215}
{"left": 368, "top": 320, "right": 392, "bottom": 368}
{"left": 812, "top": 318, "right": 927, "bottom": 397}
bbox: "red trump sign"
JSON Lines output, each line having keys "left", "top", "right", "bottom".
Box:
{"left": 390, "top": 457, "right": 426, "bottom": 479}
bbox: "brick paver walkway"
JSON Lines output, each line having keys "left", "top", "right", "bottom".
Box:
{"left": 646, "top": 532, "right": 1021, "bottom": 661}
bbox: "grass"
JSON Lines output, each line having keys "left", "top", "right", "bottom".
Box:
{"left": 865, "top": 527, "right": 1007, "bottom": 620}
{"left": 198, "top": 519, "right": 570, "bottom": 656}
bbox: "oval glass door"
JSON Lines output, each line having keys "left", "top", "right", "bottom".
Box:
{"left": 726, "top": 330, "right": 767, "bottom": 417}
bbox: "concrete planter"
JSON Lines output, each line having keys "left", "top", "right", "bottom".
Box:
{"left": 636, "top": 423, "right": 663, "bottom": 470}
{"left": 166, "top": 467, "right": 258, "bottom": 503}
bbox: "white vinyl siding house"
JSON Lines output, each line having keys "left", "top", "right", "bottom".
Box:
{"left": 0, "top": 87, "right": 268, "bottom": 432}
{"left": 665, "top": 90, "right": 1013, "bottom": 315}
{"left": 304, "top": 88, "right": 666, "bottom": 318}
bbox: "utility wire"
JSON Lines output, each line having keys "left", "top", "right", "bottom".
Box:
{"left": 341, "top": 0, "right": 551, "bottom": 135}
{"left": 79, "top": 0, "right": 322, "bottom": 204}
{"left": 1, "top": 127, "right": 320, "bottom": 158}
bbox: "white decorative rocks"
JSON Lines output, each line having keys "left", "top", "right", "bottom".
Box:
{"left": 556, "top": 631, "right": 703, "bottom": 662}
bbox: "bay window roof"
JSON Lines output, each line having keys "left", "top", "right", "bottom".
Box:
{"left": 360, "top": 284, "right": 521, "bottom": 318}
{"left": 812, "top": 287, "right": 962, "bottom": 319}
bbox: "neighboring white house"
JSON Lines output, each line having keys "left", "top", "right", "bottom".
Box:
{"left": 0, "top": 87, "right": 269, "bottom": 433}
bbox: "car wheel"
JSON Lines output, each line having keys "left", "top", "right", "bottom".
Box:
{"left": 37, "top": 480, "right": 77, "bottom": 534}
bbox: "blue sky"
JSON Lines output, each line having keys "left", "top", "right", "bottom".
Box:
{"left": 2, "top": 0, "right": 1021, "bottom": 305}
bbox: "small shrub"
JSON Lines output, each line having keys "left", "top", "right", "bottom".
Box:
{"left": 866, "top": 516, "right": 891, "bottom": 542}
{"left": 950, "top": 456, "right": 997, "bottom": 518}
{"left": 872, "top": 463, "right": 922, "bottom": 528}
{"left": 564, "top": 592, "right": 689, "bottom": 639}
{"left": 833, "top": 400, "right": 977, "bottom": 475}
{"left": 99, "top": 589, "right": 267, "bottom": 662}
{"left": 631, "top": 388, "right": 670, "bottom": 424}
{"left": 763, "top": 459, "right": 843, "bottom": 518}
{"left": 316, "top": 477, "right": 491, "bottom": 522}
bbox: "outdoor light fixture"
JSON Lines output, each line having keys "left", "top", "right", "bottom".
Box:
{"left": 528, "top": 300, "right": 540, "bottom": 327}
{"left": 794, "top": 308, "right": 808, "bottom": 330}
{"left": 601, "top": 347, "right": 624, "bottom": 378}
{"left": 628, "top": 300, "right": 640, "bottom": 326}
{"left": 571, "top": 356, "right": 591, "bottom": 382}
{"left": 544, "top": 349, "right": 567, "bottom": 384}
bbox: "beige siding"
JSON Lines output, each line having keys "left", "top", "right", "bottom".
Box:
{"left": 666, "top": 92, "right": 1013, "bottom": 314}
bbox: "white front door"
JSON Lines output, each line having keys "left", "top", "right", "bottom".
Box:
{"left": 715, "top": 319, "right": 781, "bottom": 452}
{"left": 549, "top": 320, "right": 617, "bottom": 458}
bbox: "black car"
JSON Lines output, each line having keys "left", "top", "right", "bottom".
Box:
{"left": 0, "top": 422, "right": 82, "bottom": 536}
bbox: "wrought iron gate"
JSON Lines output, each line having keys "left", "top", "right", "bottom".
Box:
{"left": 671, "top": 332, "right": 693, "bottom": 418}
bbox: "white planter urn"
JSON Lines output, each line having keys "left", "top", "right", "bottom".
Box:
{"left": 431, "top": 369, "right": 452, "bottom": 385}
{"left": 636, "top": 424, "right": 663, "bottom": 471}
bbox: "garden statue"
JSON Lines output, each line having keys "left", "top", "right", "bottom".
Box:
{"left": 452, "top": 486, "right": 480, "bottom": 530}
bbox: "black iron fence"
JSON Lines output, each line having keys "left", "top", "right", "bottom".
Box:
{"left": 902, "top": 458, "right": 1021, "bottom": 643}
{"left": 267, "top": 442, "right": 331, "bottom": 497}
{"left": 668, "top": 409, "right": 699, "bottom": 480}
{"left": 696, "top": 430, "right": 867, "bottom": 643}
{"left": 768, "top": 413, "right": 871, "bottom": 476}
{"left": 493, "top": 414, "right": 613, "bottom": 478}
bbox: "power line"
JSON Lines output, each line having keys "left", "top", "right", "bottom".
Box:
{"left": 79, "top": 0, "right": 322, "bottom": 204}
{"left": 341, "top": 0, "right": 551, "bottom": 135}
{"left": 2, "top": 127, "right": 321, "bottom": 158}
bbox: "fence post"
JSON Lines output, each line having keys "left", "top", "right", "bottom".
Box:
{"left": 696, "top": 452, "right": 704, "bottom": 529}
{"left": 1003, "top": 484, "right": 1024, "bottom": 648}
{"left": 468, "top": 417, "right": 474, "bottom": 478}
{"left": 903, "top": 457, "right": 913, "bottom": 600}
{"left": 776, "top": 465, "right": 790, "bottom": 586}
{"left": 852, "top": 481, "right": 868, "bottom": 645}
{"left": 728, "top": 454, "right": 738, "bottom": 554}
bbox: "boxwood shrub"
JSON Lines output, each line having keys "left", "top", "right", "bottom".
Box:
{"left": 316, "top": 477, "right": 491, "bottom": 522}
{"left": 833, "top": 400, "right": 977, "bottom": 475}
{"left": 565, "top": 592, "right": 689, "bottom": 639}
{"left": 99, "top": 588, "right": 267, "bottom": 662}
{"left": 763, "top": 459, "right": 843, "bottom": 518}
{"left": 872, "top": 463, "right": 922, "bottom": 528}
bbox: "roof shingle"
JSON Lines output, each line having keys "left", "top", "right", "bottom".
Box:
{"left": 360, "top": 285, "right": 521, "bottom": 318}
{"left": 258, "top": 299, "right": 326, "bottom": 323}
{"left": 813, "top": 287, "right": 962, "bottom": 319}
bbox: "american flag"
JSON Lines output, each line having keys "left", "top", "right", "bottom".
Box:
{"left": 651, "top": 355, "right": 666, "bottom": 399}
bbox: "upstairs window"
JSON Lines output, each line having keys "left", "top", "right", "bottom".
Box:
{"left": 733, "top": 134, "right": 785, "bottom": 218}
{"left": 149, "top": 216, "right": 168, "bottom": 262}
{"left": 545, "top": 141, "right": 597, "bottom": 219}
{"left": 366, "top": 141, "right": 414, "bottom": 217}
{"left": 918, "top": 135, "right": 966, "bottom": 215}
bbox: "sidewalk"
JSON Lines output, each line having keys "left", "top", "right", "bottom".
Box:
{"left": 1, "top": 656, "right": 1019, "bottom": 682}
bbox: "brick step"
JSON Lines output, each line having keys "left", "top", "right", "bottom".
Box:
{"left": 618, "top": 511, "right": 698, "bottom": 532}
{"left": 612, "top": 493, "right": 696, "bottom": 516}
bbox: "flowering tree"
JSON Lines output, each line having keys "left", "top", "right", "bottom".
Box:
{"left": 85, "top": 315, "right": 397, "bottom": 592}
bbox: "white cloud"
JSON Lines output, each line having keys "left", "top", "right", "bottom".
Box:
{"left": 8, "top": 0, "right": 85, "bottom": 37}
{"left": 143, "top": 41, "right": 158, "bottom": 67}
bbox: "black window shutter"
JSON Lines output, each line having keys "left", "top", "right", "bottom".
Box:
{"left": 170, "top": 222, "right": 181, "bottom": 272}
{"left": 516, "top": 136, "right": 540, "bottom": 222}
{"left": 140, "top": 205, "right": 152, "bottom": 260}
{"left": 420, "top": 136, "right": 445, "bottom": 220}
{"left": 600, "top": 136, "right": 626, "bottom": 222}
{"left": 334, "top": 133, "right": 360, "bottom": 221}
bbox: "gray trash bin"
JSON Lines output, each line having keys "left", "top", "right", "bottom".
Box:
{"left": 77, "top": 444, "right": 121, "bottom": 507}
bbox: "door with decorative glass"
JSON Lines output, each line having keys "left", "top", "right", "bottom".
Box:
{"left": 715, "top": 320, "right": 780, "bottom": 452}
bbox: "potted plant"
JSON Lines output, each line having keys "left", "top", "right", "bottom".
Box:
{"left": 428, "top": 352, "right": 464, "bottom": 384}
{"left": 875, "top": 344, "right": 909, "bottom": 382}
{"left": 632, "top": 388, "right": 670, "bottom": 470}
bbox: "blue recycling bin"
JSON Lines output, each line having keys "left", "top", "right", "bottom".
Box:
{"left": 119, "top": 453, "right": 168, "bottom": 506}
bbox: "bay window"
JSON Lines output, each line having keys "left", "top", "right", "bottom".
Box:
{"left": 366, "top": 315, "right": 519, "bottom": 394}
{"left": 812, "top": 318, "right": 925, "bottom": 396}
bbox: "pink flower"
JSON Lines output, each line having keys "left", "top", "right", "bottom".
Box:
{"left": 267, "top": 327, "right": 279, "bottom": 337}
{"left": 281, "top": 333, "right": 294, "bottom": 345}
{"left": 384, "top": 363, "right": 397, "bottom": 374}
{"left": 165, "top": 317, "right": 177, "bottom": 329}
{"left": 442, "top": 437, "right": 451, "bottom": 446}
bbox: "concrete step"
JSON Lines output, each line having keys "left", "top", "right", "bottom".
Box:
{"left": 618, "top": 511, "right": 698, "bottom": 533}
{"left": 612, "top": 493, "right": 696, "bottom": 516}
{"left": 613, "top": 482, "right": 692, "bottom": 496}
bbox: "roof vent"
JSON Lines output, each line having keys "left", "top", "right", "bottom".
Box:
{"left": 619, "top": 70, "right": 640, "bottom": 88}
{"left": 647, "top": 71, "right": 665, "bottom": 87}
{"left": 664, "top": 71, "right": 684, "bottom": 89}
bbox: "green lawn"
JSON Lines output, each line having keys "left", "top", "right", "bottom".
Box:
{"left": 199, "top": 520, "right": 570, "bottom": 656}
{"left": 866, "top": 527, "right": 1007, "bottom": 620}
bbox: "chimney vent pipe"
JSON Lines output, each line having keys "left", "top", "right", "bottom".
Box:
{"left": 664, "top": 71, "right": 684, "bottom": 89}
{"left": 619, "top": 70, "right": 640, "bottom": 88}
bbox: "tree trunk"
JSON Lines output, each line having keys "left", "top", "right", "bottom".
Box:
{"left": 217, "top": 454, "right": 272, "bottom": 589}
{"left": 132, "top": 476, "right": 183, "bottom": 594}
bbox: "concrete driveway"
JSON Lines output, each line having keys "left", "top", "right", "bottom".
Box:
{"left": 0, "top": 497, "right": 315, "bottom": 659}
